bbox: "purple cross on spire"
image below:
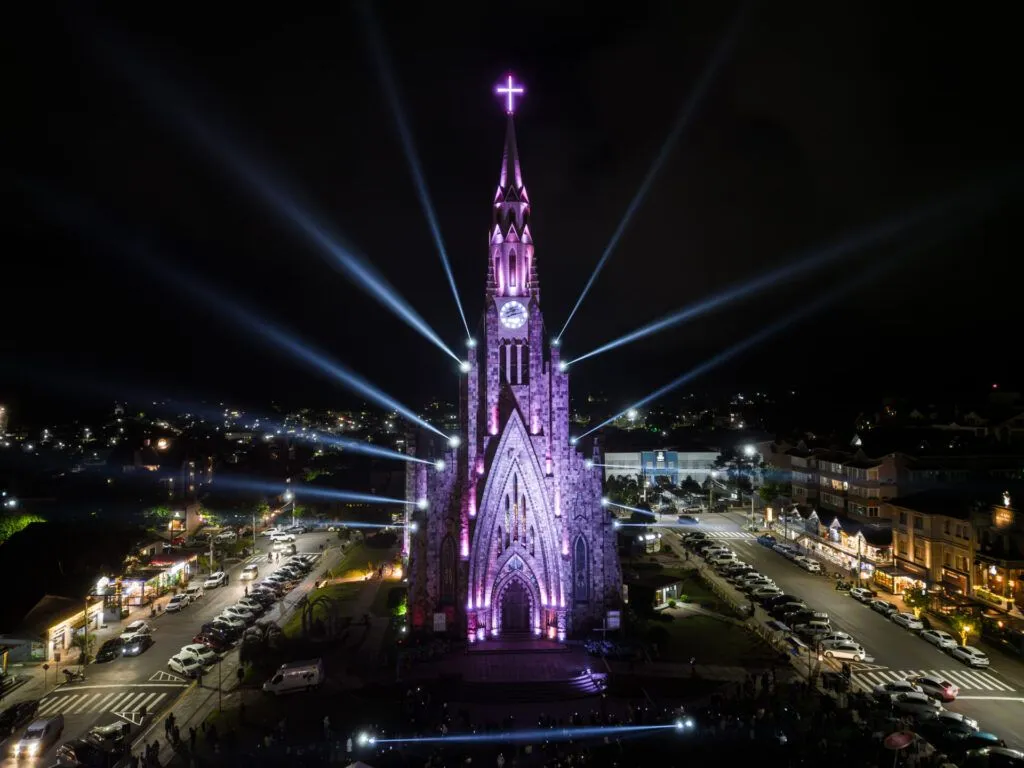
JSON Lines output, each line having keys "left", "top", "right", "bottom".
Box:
{"left": 495, "top": 73, "right": 524, "bottom": 114}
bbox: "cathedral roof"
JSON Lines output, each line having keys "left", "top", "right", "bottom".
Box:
{"left": 496, "top": 115, "right": 528, "bottom": 204}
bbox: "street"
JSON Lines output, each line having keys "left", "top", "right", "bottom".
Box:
{"left": 1, "top": 529, "right": 336, "bottom": 766}
{"left": 678, "top": 510, "right": 1024, "bottom": 750}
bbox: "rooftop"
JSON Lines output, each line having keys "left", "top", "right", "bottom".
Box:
{"left": 885, "top": 488, "right": 986, "bottom": 520}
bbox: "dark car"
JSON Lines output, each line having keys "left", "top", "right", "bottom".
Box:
{"left": 201, "top": 622, "right": 242, "bottom": 642}
{"left": 56, "top": 737, "right": 119, "bottom": 768}
{"left": 122, "top": 634, "right": 154, "bottom": 657}
{"left": 757, "top": 534, "right": 777, "bottom": 546}
{"left": 677, "top": 515, "right": 699, "bottom": 525}
{"left": 0, "top": 700, "right": 40, "bottom": 741}
{"left": 193, "top": 632, "right": 232, "bottom": 653}
{"left": 95, "top": 638, "right": 125, "bottom": 663}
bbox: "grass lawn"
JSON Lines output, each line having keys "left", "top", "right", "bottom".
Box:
{"left": 661, "top": 569, "right": 716, "bottom": 606}
{"left": 281, "top": 581, "right": 364, "bottom": 637}
{"left": 369, "top": 583, "right": 405, "bottom": 618}
{"left": 656, "top": 614, "right": 775, "bottom": 665}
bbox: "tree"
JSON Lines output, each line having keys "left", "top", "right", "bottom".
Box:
{"left": 758, "top": 482, "right": 789, "bottom": 505}
{"left": 70, "top": 631, "right": 96, "bottom": 668}
{"left": 143, "top": 505, "right": 172, "bottom": 520}
{"left": 714, "top": 447, "right": 765, "bottom": 492}
{"left": 0, "top": 513, "right": 46, "bottom": 544}
{"left": 680, "top": 476, "right": 701, "bottom": 495}
{"left": 947, "top": 611, "right": 978, "bottom": 647}
{"left": 902, "top": 587, "right": 930, "bottom": 619}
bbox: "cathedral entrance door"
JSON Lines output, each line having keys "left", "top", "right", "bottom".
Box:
{"left": 501, "top": 580, "right": 530, "bottom": 633}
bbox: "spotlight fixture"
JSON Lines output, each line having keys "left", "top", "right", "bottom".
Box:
{"left": 434, "top": 459, "right": 446, "bottom": 471}
{"left": 552, "top": 337, "right": 561, "bottom": 347}
{"left": 459, "top": 360, "right": 471, "bottom": 373}
{"left": 416, "top": 499, "right": 428, "bottom": 511}
{"left": 409, "top": 521, "right": 419, "bottom": 533}
{"left": 558, "top": 361, "right": 568, "bottom": 372}
{"left": 448, "top": 435, "right": 461, "bottom": 448}
{"left": 601, "top": 497, "right": 610, "bottom": 506}
{"left": 466, "top": 338, "right": 477, "bottom": 348}
{"left": 570, "top": 437, "right": 578, "bottom": 446}
{"left": 584, "top": 459, "right": 593, "bottom": 470}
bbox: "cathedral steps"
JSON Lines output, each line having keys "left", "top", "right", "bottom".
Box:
{"left": 466, "top": 634, "right": 569, "bottom": 654}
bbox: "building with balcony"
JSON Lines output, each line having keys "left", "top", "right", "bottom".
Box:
{"left": 885, "top": 489, "right": 978, "bottom": 597}
{"left": 971, "top": 489, "right": 1023, "bottom": 614}
{"left": 775, "top": 506, "right": 892, "bottom": 580}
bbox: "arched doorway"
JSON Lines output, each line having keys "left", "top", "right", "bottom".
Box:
{"left": 501, "top": 580, "right": 530, "bottom": 633}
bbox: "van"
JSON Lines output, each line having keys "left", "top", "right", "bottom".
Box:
{"left": 262, "top": 658, "right": 324, "bottom": 695}
{"left": 241, "top": 564, "right": 259, "bottom": 581}
{"left": 14, "top": 715, "right": 64, "bottom": 757}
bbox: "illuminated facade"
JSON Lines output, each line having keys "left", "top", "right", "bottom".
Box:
{"left": 407, "top": 81, "right": 621, "bottom": 640}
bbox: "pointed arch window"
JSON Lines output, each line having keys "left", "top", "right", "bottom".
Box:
{"left": 508, "top": 251, "right": 518, "bottom": 289}
{"left": 504, "top": 494, "right": 511, "bottom": 546}
{"left": 573, "top": 536, "right": 590, "bottom": 603}
{"left": 440, "top": 535, "right": 456, "bottom": 603}
{"left": 529, "top": 525, "right": 535, "bottom": 557}
{"left": 496, "top": 526, "right": 503, "bottom": 557}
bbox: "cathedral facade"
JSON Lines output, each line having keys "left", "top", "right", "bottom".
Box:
{"left": 405, "top": 109, "right": 621, "bottom": 642}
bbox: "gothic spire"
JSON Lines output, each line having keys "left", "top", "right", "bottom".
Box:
{"left": 497, "top": 115, "right": 526, "bottom": 202}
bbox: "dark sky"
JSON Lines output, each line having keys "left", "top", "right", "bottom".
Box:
{"left": 5, "top": 2, "right": 1023, "bottom": 425}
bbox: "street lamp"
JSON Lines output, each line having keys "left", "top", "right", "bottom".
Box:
{"left": 960, "top": 624, "right": 973, "bottom": 647}
{"left": 284, "top": 490, "right": 295, "bottom": 528}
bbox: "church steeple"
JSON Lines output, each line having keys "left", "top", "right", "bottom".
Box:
{"left": 488, "top": 75, "right": 536, "bottom": 301}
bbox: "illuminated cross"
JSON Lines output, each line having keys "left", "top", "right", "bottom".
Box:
{"left": 495, "top": 74, "right": 524, "bottom": 114}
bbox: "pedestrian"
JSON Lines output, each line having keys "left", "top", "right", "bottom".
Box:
{"left": 189, "top": 726, "right": 197, "bottom": 751}
{"left": 346, "top": 736, "right": 353, "bottom": 756}
{"left": 323, "top": 715, "right": 330, "bottom": 739}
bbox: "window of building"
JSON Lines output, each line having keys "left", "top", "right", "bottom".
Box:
{"left": 897, "top": 538, "right": 908, "bottom": 555}
{"left": 899, "top": 511, "right": 908, "bottom": 526}
{"left": 944, "top": 520, "right": 951, "bottom": 535}
{"left": 913, "top": 542, "right": 925, "bottom": 562}
{"left": 944, "top": 552, "right": 952, "bottom": 567}
{"left": 867, "top": 469, "right": 879, "bottom": 481}
{"left": 913, "top": 517, "right": 924, "bottom": 530}
{"left": 508, "top": 251, "right": 517, "bottom": 288}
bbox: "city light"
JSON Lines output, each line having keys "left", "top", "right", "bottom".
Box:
{"left": 743, "top": 444, "right": 756, "bottom": 457}
{"left": 556, "top": 8, "right": 747, "bottom": 341}
{"left": 600, "top": 497, "right": 610, "bottom": 506}
{"left": 434, "top": 459, "right": 446, "bottom": 471}
{"left": 448, "top": 435, "right": 461, "bottom": 448}
{"left": 95, "top": 28, "right": 461, "bottom": 365}
{"left": 361, "top": 4, "right": 471, "bottom": 340}
{"left": 466, "top": 338, "right": 477, "bottom": 349}
{"left": 459, "top": 360, "right": 471, "bottom": 373}
{"left": 583, "top": 459, "right": 593, "bottom": 470}
{"left": 416, "top": 499, "right": 428, "bottom": 511}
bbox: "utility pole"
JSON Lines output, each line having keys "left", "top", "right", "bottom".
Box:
{"left": 252, "top": 508, "right": 257, "bottom": 554}
{"left": 750, "top": 493, "right": 755, "bottom": 530}
{"left": 209, "top": 535, "right": 215, "bottom": 575}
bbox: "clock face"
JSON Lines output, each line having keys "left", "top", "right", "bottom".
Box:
{"left": 499, "top": 300, "right": 528, "bottom": 329}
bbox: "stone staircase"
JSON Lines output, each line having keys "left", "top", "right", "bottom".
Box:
{"left": 454, "top": 674, "right": 605, "bottom": 703}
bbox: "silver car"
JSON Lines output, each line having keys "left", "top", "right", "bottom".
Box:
{"left": 892, "top": 692, "right": 942, "bottom": 717}
{"left": 891, "top": 611, "right": 924, "bottom": 631}
{"left": 919, "top": 629, "right": 957, "bottom": 651}
{"left": 950, "top": 645, "right": 990, "bottom": 668}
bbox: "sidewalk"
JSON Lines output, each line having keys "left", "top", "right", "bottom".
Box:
{"left": 129, "top": 545, "right": 348, "bottom": 767}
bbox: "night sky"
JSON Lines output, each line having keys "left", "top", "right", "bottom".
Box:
{"left": 6, "top": 3, "right": 1023, "bottom": 425}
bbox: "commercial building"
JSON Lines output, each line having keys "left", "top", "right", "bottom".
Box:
{"left": 971, "top": 490, "right": 1022, "bottom": 613}
{"left": 603, "top": 449, "right": 719, "bottom": 486}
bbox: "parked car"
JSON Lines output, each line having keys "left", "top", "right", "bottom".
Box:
{"left": 820, "top": 631, "right": 856, "bottom": 646}
{"left": 213, "top": 614, "right": 246, "bottom": 631}
{"left": 932, "top": 711, "right": 979, "bottom": 734}
{"left": 204, "top": 571, "right": 228, "bottom": 589}
{"left": 795, "top": 620, "right": 832, "bottom": 639}
{"left": 909, "top": 675, "right": 959, "bottom": 702}
{"left": 120, "top": 620, "right": 153, "bottom": 642}
{"left": 869, "top": 599, "right": 898, "bottom": 616}
{"left": 167, "top": 654, "right": 203, "bottom": 678}
{"left": 891, "top": 611, "right": 924, "bottom": 631}
{"left": 178, "top": 644, "right": 218, "bottom": 666}
{"left": 950, "top": 646, "right": 990, "bottom": 668}
{"left": 122, "top": 634, "right": 154, "bottom": 657}
{"left": 184, "top": 585, "right": 205, "bottom": 601}
{"left": 270, "top": 533, "right": 296, "bottom": 543}
{"left": 821, "top": 642, "right": 866, "bottom": 661}
{"left": 849, "top": 587, "right": 878, "bottom": 602}
{"left": 222, "top": 605, "right": 256, "bottom": 622}
{"left": 797, "top": 558, "right": 822, "bottom": 573}
{"left": 920, "top": 630, "right": 958, "bottom": 651}
{"left": 874, "top": 680, "right": 924, "bottom": 699}
{"left": 237, "top": 598, "right": 266, "bottom": 615}
{"left": 677, "top": 515, "right": 699, "bottom": 525}
{"left": 95, "top": 638, "right": 125, "bottom": 663}
{"left": 166, "top": 594, "right": 191, "bottom": 613}
{"left": 756, "top": 535, "right": 776, "bottom": 546}
{"left": 0, "top": 701, "right": 40, "bottom": 742}
{"left": 192, "top": 633, "right": 232, "bottom": 653}
{"left": 752, "top": 586, "right": 784, "bottom": 601}
{"left": 892, "top": 692, "right": 943, "bottom": 718}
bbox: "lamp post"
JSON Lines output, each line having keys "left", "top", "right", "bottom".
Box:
{"left": 252, "top": 507, "right": 258, "bottom": 553}
{"left": 284, "top": 491, "right": 295, "bottom": 528}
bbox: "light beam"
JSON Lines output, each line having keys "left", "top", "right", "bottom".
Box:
{"left": 373, "top": 722, "right": 677, "bottom": 746}
{"left": 360, "top": 2, "right": 471, "bottom": 340}
{"left": 556, "top": 7, "right": 748, "bottom": 341}
{"left": 567, "top": 188, "right": 992, "bottom": 366}
{"left": 211, "top": 476, "right": 415, "bottom": 507}
{"left": 577, "top": 263, "right": 895, "bottom": 441}
{"left": 604, "top": 500, "right": 657, "bottom": 517}
{"left": 92, "top": 25, "right": 461, "bottom": 364}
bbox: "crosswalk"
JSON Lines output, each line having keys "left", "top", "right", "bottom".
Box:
{"left": 851, "top": 667, "right": 1014, "bottom": 694}
{"left": 35, "top": 689, "right": 172, "bottom": 719}
{"left": 701, "top": 531, "right": 754, "bottom": 540}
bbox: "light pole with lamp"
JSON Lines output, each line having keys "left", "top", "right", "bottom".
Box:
{"left": 284, "top": 491, "right": 296, "bottom": 528}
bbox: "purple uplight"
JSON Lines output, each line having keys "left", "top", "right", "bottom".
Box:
{"left": 496, "top": 73, "right": 524, "bottom": 114}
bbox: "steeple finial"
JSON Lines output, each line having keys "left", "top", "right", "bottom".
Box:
{"left": 494, "top": 74, "right": 526, "bottom": 198}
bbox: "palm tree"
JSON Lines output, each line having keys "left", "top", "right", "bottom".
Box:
{"left": 70, "top": 631, "right": 96, "bottom": 668}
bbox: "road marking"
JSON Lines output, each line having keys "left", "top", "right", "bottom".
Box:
{"left": 956, "top": 696, "right": 1024, "bottom": 702}
{"left": 150, "top": 670, "right": 186, "bottom": 683}
{"left": 35, "top": 688, "right": 175, "bottom": 717}
{"left": 53, "top": 683, "right": 188, "bottom": 690}
{"left": 701, "top": 531, "right": 755, "bottom": 540}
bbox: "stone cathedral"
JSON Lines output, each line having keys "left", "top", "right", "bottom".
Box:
{"left": 405, "top": 82, "right": 621, "bottom": 642}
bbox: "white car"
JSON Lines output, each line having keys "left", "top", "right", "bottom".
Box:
{"left": 184, "top": 585, "right": 205, "bottom": 601}
{"left": 869, "top": 599, "right": 898, "bottom": 616}
{"left": 165, "top": 594, "right": 190, "bottom": 613}
{"left": 891, "top": 612, "right": 924, "bottom": 631}
{"left": 873, "top": 680, "right": 923, "bottom": 699}
{"left": 932, "top": 711, "right": 979, "bottom": 733}
{"left": 120, "top": 620, "right": 153, "bottom": 642}
{"left": 821, "top": 642, "right": 866, "bottom": 661}
{"left": 237, "top": 598, "right": 265, "bottom": 614}
{"left": 820, "top": 632, "right": 856, "bottom": 646}
{"left": 797, "top": 558, "right": 821, "bottom": 573}
{"left": 204, "top": 572, "right": 228, "bottom": 589}
{"left": 920, "top": 629, "right": 957, "bottom": 651}
{"left": 752, "top": 586, "right": 783, "bottom": 600}
{"left": 892, "top": 692, "right": 943, "bottom": 717}
{"left": 270, "top": 533, "right": 296, "bottom": 543}
{"left": 222, "top": 605, "right": 255, "bottom": 622}
{"left": 178, "top": 644, "right": 218, "bottom": 666}
{"left": 849, "top": 587, "right": 877, "bottom": 603}
{"left": 950, "top": 645, "right": 990, "bottom": 668}
{"left": 167, "top": 654, "right": 203, "bottom": 678}
{"left": 909, "top": 675, "right": 959, "bottom": 702}
{"left": 795, "top": 620, "right": 832, "bottom": 639}
{"left": 261, "top": 528, "right": 281, "bottom": 537}
{"left": 214, "top": 614, "right": 246, "bottom": 630}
